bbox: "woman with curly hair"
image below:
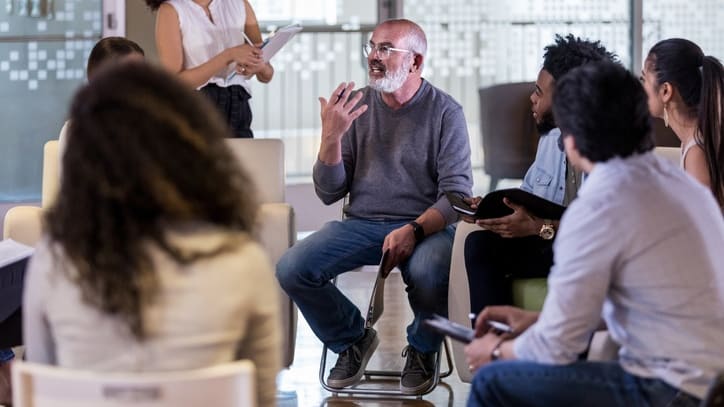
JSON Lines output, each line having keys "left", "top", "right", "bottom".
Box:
{"left": 146, "top": 0, "right": 272, "bottom": 138}
{"left": 23, "top": 62, "right": 280, "bottom": 406}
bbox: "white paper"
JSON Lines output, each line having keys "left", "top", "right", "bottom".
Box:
{"left": 0, "top": 239, "right": 34, "bottom": 268}
{"left": 261, "top": 24, "right": 303, "bottom": 63}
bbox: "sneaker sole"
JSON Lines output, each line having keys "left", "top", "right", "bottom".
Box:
{"left": 399, "top": 376, "right": 434, "bottom": 395}
{"left": 326, "top": 334, "right": 380, "bottom": 389}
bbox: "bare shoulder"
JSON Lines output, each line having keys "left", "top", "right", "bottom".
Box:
{"left": 683, "top": 144, "right": 712, "bottom": 188}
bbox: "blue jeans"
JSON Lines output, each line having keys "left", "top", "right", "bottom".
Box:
{"left": 276, "top": 218, "right": 455, "bottom": 354}
{"left": 468, "top": 360, "right": 701, "bottom": 407}
{"left": 0, "top": 349, "right": 13, "bottom": 363}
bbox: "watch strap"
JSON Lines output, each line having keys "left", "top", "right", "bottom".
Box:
{"left": 409, "top": 221, "right": 425, "bottom": 243}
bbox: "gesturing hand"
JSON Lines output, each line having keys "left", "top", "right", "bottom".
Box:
{"left": 319, "top": 82, "right": 368, "bottom": 145}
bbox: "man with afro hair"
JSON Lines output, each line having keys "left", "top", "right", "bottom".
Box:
{"left": 463, "top": 34, "right": 618, "bottom": 316}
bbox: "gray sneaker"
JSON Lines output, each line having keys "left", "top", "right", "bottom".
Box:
{"left": 400, "top": 345, "right": 436, "bottom": 394}
{"left": 327, "top": 328, "right": 379, "bottom": 389}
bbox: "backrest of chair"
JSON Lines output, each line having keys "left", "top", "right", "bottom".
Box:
{"left": 12, "top": 360, "right": 256, "bottom": 407}
{"left": 41, "top": 140, "right": 60, "bottom": 209}
{"left": 479, "top": 82, "right": 539, "bottom": 179}
{"left": 3, "top": 206, "right": 44, "bottom": 246}
{"left": 654, "top": 146, "right": 680, "bottom": 165}
{"left": 225, "top": 139, "right": 285, "bottom": 204}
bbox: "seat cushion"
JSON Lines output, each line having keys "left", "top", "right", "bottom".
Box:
{"left": 512, "top": 278, "right": 548, "bottom": 311}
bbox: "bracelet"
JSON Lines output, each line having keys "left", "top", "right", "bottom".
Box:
{"left": 490, "top": 338, "right": 505, "bottom": 361}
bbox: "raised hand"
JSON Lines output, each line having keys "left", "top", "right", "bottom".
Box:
{"left": 317, "top": 82, "right": 368, "bottom": 164}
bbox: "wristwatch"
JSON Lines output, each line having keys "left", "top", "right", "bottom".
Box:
{"left": 539, "top": 220, "right": 555, "bottom": 240}
{"left": 409, "top": 221, "right": 425, "bottom": 243}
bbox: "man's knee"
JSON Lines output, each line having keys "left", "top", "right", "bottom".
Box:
{"left": 469, "top": 363, "right": 512, "bottom": 406}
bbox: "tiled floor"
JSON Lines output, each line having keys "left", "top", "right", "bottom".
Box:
{"left": 277, "top": 269, "right": 472, "bottom": 407}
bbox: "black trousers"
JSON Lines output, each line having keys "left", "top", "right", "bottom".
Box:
{"left": 200, "top": 84, "right": 253, "bottom": 138}
{"left": 464, "top": 230, "right": 553, "bottom": 317}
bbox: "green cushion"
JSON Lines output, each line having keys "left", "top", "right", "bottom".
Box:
{"left": 512, "top": 278, "right": 548, "bottom": 311}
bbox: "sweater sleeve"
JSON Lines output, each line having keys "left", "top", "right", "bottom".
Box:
{"left": 433, "top": 105, "right": 473, "bottom": 224}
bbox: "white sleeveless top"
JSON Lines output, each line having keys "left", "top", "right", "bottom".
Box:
{"left": 167, "top": 0, "right": 251, "bottom": 93}
{"left": 680, "top": 138, "right": 698, "bottom": 169}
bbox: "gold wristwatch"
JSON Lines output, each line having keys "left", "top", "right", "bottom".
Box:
{"left": 539, "top": 220, "right": 555, "bottom": 240}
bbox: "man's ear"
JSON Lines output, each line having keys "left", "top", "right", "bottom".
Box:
{"left": 410, "top": 54, "right": 423, "bottom": 73}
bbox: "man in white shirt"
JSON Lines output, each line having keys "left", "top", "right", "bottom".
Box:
{"left": 464, "top": 62, "right": 724, "bottom": 406}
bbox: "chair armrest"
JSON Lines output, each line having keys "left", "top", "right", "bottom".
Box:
{"left": 448, "top": 221, "right": 483, "bottom": 383}
{"left": 254, "top": 203, "right": 297, "bottom": 368}
{"left": 3, "top": 206, "right": 44, "bottom": 246}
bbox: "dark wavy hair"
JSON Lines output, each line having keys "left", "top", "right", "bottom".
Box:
{"left": 646, "top": 38, "right": 724, "bottom": 207}
{"left": 46, "top": 62, "right": 258, "bottom": 339}
{"left": 87, "top": 37, "right": 144, "bottom": 79}
{"left": 543, "top": 34, "right": 618, "bottom": 81}
{"left": 144, "top": 0, "right": 167, "bottom": 11}
{"left": 553, "top": 62, "right": 653, "bottom": 162}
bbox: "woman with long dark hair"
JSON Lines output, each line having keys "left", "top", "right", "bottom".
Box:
{"left": 23, "top": 62, "right": 280, "bottom": 406}
{"left": 641, "top": 38, "right": 724, "bottom": 208}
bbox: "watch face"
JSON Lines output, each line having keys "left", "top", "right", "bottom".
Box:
{"left": 540, "top": 224, "right": 555, "bottom": 240}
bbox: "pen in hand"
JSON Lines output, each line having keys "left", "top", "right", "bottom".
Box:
{"left": 335, "top": 89, "right": 346, "bottom": 104}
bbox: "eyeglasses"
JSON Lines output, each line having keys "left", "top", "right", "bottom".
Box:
{"left": 363, "top": 43, "right": 413, "bottom": 59}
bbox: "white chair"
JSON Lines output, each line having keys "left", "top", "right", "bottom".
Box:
{"left": 224, "top": 139, "right": 297, "bottom": 369}
{"left": 12, "top": 360, "right": 256, "bottom": 407}
{"left": 3, "top": 140, "right": 59, "bottom": 245}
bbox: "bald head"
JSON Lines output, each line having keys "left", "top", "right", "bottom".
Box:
{"left": 377, "top": 19, "right": 427, "bottom": 58}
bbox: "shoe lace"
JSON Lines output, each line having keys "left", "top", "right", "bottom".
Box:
{"left": 401, "top": 345, "right": 430, "bottom": 376}
{"left": 332, "top": 345, "right": 362, "bottom": 374}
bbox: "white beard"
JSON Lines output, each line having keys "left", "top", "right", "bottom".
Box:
{"left": 369, "top": 59, "right": 412, "bottom": 93}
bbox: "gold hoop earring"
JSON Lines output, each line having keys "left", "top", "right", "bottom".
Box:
{"left": 663, "top": 105, "right": 670, "bottom": 128}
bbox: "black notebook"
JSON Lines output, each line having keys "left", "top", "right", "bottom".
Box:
{"left": 0, "top": 239, "right": 34, "bottom": 322}
{"left": 446, "top": 188, "right": 566, "bottom": 220}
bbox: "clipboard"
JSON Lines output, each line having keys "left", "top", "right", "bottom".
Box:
{"left": 261, "top": 23, "right": 302, "bottom": 63}
{"left": 365, "top": 250, "right": 392, "bottom": 329}
{"left": 226, "top": 24, "right": 302, "bottom": 82}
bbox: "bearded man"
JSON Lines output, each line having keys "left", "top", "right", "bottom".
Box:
{"left": 276, "top": 19, "right": 473, "bottom": 394}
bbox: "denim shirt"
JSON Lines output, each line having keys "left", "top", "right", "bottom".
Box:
{"left": 520, "top": 128, "right": 566, "bottom": 205}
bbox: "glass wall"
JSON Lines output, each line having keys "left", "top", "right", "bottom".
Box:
{"left": 642, "top": 0, "right": 724, "bottom": 66}
{"left": 0, "top": 0, "right": 101, "bottom": 201}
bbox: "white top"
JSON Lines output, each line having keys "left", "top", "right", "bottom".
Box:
{"left": 680, "top": 137, "right": 698, "bottom": 169}
{"left": 23, "top": 225, "right": 281, "bottom": 406}
{"left": 514, "top": 152, "right": 724, "bottom": 399}
{"left": 168, "top": 0, "right": 251, "bottom": 93}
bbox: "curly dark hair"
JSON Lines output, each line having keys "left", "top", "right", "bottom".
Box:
{"left": 46, "top": 62, "right": 259, "bottom": 339}
{"left": 144, "top": 0, "right": 167, "bottom": 11}
{"left": 543, "top": 34, "right": 618, "bottom": 81}
{"left": 553, "top": 62, "right": 653, "bottom": 162}
{"left": 87, "top": 37, "right": 144, "bottom": 79}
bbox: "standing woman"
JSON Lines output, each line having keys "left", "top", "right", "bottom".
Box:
{"left": 146, "top": 0, "right": 273, "bottom": 138}
{"left": 641, "top": 38, "right": 724, "bottom": 208}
